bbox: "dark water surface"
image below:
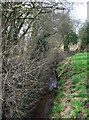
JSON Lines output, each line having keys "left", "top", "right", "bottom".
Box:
{"left": 30, "top": 92, "right": 56, "bottom": 119}
{"left": 26, "top": 75, "right": 58, "bottom": 119}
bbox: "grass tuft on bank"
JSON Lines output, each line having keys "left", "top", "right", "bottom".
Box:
{"left": 50, "top": 53, "right": 89, "bottom": 119}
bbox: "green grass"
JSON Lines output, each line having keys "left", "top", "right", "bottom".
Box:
{"left": 50, "top": 53, "right": 89, "bottom": 119}
{"left": 58, "top": 80, "right": 65, "bottom": 86}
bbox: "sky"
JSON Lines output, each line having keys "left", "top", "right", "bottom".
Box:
{"left": 70, "top": 1, "right": 87, "bottom": 23}
{"left": 55, "top": 0, "right": 88, "bottom": 22}
{"left": 68, "top": 0, "right": 88, "bottom": 23}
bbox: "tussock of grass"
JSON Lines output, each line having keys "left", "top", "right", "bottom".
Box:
{"left": 50, "top": 53, "right": 89, "bottom": 118}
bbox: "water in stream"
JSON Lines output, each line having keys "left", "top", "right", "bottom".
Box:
{"left": 24, "top": 75, "right": 58, "bottom": 119}
{"left": 30, "top": 92, "right": 56, "bottom": 119}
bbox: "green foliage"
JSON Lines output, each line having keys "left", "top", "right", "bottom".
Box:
{"left": 58, "top": 12, "right": 78, "bottom": 51}
{"left": 63, "top": 30, "right": 78, "bottom": 51}
{"left": 71, "top": 99, "right": 82, "bottom": 108}
{"left": 70, "top": 53, "right": 87, "bottom": 72}
{"left": 52, "top": 104, "right": 65, "bottom": 113}
{"left": 83, "top": 97, "right": 89, "bottom": 102}
{"left": 72, "top": 99, "right": 88, "bottom": 118}
{"left": 71, "top": 99, "right": 82, "bottom": 117}
{"left": 78, "top": 92, "right": 87, "bottom": 98}
{"left": 71, "top": 75, "right": 81, "bottom": 84}
{"left": 79, "top": 22, "right": 89, "bottom": 50}
{"left": 35, "top": 33, "right": 50, "bottom": 52}
{"left": 65, "top": 30, "right": 78, "bottom": 44}
{"left": 58, "top": 80, "right": 65, "bottom": 86}
{"left": 75, "top": 85, "right": 85, "bottom": 90}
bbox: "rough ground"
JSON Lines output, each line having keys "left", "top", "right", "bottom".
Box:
{"left": 50, "top": 53, "right": 89, "bottom": 119}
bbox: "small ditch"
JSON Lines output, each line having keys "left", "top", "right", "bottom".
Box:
{"left": 23, "top": 71, "right": 58, "bottom": 119}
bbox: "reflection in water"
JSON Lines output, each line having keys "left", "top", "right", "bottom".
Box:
{"left": 49, "top": 76, "right": 57, "bottom": 91}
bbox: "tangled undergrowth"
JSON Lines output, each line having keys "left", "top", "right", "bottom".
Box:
{"left": 50, "top": 53, "right": 89, "bottom": 119}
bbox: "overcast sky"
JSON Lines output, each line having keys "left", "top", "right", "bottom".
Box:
{"left": 55, "top": 0, "right": 88, "bottom": 22}
{"left": 68, "top": 0, "right": 88, "bottom": 23}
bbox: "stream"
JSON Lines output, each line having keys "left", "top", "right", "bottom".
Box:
{"left": 24, "top": 73, "right": 58, "bottom": 120}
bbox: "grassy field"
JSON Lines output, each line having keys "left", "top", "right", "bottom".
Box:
{"left": 50, "top": 53, "right": 89, "bottom": 118}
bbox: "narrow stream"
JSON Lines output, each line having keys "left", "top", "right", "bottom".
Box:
{"left": 25, "top": 74, "right": 58, "bottom": 119}
{"left": 29, "top": 92, "right": 56, "bottom": 119}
